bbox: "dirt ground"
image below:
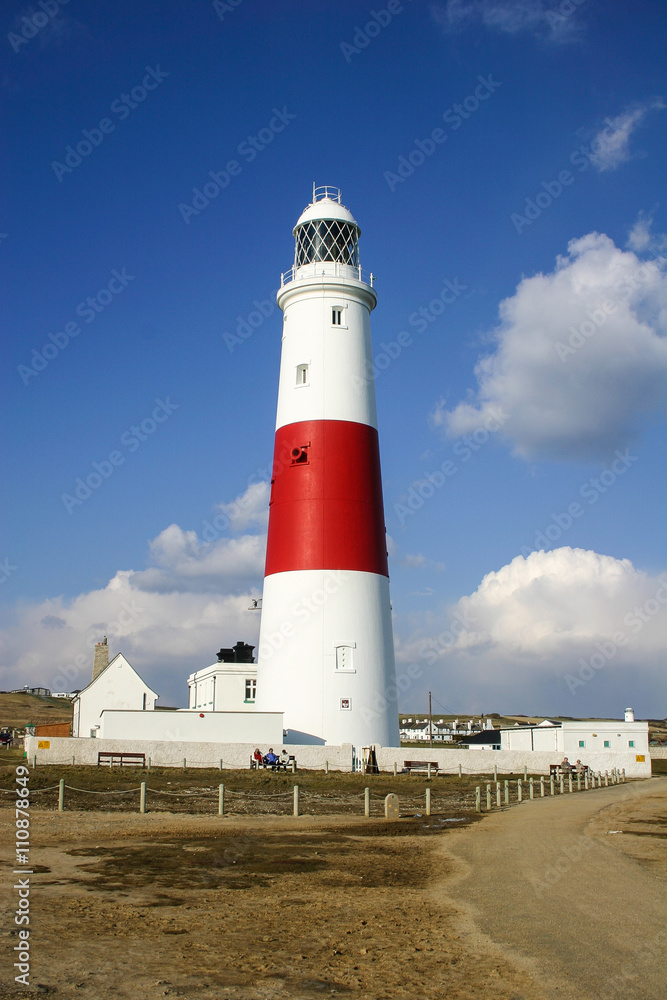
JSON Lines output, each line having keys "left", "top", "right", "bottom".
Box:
{"left": 1, "top": 778, "right": 664, "bottom": 999}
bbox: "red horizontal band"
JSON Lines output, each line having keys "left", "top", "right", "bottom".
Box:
{"left": 264, "top": 419, "right": 389, "bottom": 577}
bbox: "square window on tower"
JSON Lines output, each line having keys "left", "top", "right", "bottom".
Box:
{"left": 332, "top": 308, "right": 343, "bottom": 326}
{"left": 296, "top": 363, "right": 309, "bottom": 386}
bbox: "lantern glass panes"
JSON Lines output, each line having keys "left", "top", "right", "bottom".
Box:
{"left": 295, "top": 220, "right": 359, "bottom": 267}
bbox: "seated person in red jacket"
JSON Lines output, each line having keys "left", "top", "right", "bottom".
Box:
{"left": 253, "top": 748, "right": 263, "bottom": 767}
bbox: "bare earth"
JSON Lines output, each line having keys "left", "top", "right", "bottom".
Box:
{"left": 1, "top": 778, "right": 665, "bottom": 999}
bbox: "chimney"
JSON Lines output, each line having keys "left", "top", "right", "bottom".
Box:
{"left": 93, "top": 636, "right": 109, "bottom": 681}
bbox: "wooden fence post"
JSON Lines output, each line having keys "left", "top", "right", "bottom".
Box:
{"left": 393, "top": 761, "right": 397, "bottom": 777}
{"left": 139, "top": 781, "right": 146, "bottom": 814}
{"left": 517, "top": 779, "right": 522, "bottom": 803}
{"left": 486, "top": 784, "right": 492, "bottom": 811}
{"left": 559, "top": 774, "right": 564, "bottom": 795}
{"left": 58, "top": 779, "right": 65, "bottom": 812}
{"left": 183, "top": 758, "right": 186, "bottom": 770}
{"left": 504, "top": 779, "right": 509, "bottom": 805}
{"left": 475, "top": 786, "right": 481, "bottom": 813}
{"left": 426, "top": 787, "right": 431, "bottom": 816}
{"left": 493, "top": 764, "right": 498, "bottom": 782}
{"left": 550, "top": 775, "right": 555, "bottom": 796}
{"left": 458, "top": 763, "right": 462, "bottom": 779}
{"left": 577, "top": 772, "right": 581, "bottom": 791}
{"left": 529, "top": 777, "right": 534, "bottom": 800}
{"left": 523, "top": 765, "right": 528, "bottom": 780}
{"left": 496, "top": 782, "right": 501, "bottom": 808}
{"left": 568, "top": 774, "right": 573, "bottom": 793}
{"left": 218, "top": 784, "right": 225, "bottom": 816}
{"left": 540, "top": 776, "right": 545, "bottom": 797}
{"left": 293, "top": 785, "right": 299, "bottom": 817}
{"left": 325, "top": 760, "right": 329, "bottom": 775}
{"left": 364, "top": 787, "right": 370, "bottom": 818}
{"left": 427, "top": 762, "right": 432, "bottom": 781}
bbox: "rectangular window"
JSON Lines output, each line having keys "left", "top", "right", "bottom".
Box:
{"left": 332, "top": 308, "right": 342, "bottom": 326}
{"left": 604, "top": 740, "right": 610, "bottom": 748}
{"left": 628, "top": 740, "right": 635, "bottom": 748}
{"left": 579, "top": 740, "right": 585, "bottom": 748}
{"left": 142, "top": 693, "right": 147, "bottom": 711}
{"left": 335, "top": 644, "right": 355, "bottom": 671}
{"left": 296, "top": 363, "right": 309, "bottom": 385}
{"left": 245, "top": 678, "right": 256, "bottom": 702}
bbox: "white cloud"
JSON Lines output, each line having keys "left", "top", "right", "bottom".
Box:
{"left": 216, "top": 480, "right": 270, "bottom": 533}
{"left": 397, "top": 547, "right": 667, "bottom": 717}
{"left": 627, "top": 211, "right": 667, "bottom": 257}
{"left": 431, "top": 0, "right": 584, "bottom": 42}
{"left": 435, "top": 231, "right": 667, "bottom": 461}
{"left": 0, "top": 481, "right": 269, "bottom": 704}
{"left": 588, "top": 101, "right": 664, "bottom": 172}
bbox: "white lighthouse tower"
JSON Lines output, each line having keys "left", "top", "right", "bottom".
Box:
{"left": 255, "top": 186, "right": 400, "bottom": 748}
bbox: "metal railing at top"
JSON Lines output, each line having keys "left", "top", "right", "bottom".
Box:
{"left": 280, "top": 262, "right": 375, "bottom": 288}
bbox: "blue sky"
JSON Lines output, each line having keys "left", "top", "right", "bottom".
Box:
{"left": 3, "top": 0, "right": 667, "bottom": 720}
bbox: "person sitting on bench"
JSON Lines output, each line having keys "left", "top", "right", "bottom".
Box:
{"left": 253, "top": 748, "right": 263, "bottom": 768}
{"left": 264, "top": 748, "right": 279, "bottom": 768}
{"left": 279, "top": 748, "right": 290, "bottom": 768}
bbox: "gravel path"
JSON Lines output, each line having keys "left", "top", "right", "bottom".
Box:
{"left": 435, "top": 776, "right": 667, "bottom": 1000}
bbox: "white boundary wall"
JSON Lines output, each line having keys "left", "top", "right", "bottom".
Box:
{"left": 24, "top": 738, "right": 651, "bottom": 777}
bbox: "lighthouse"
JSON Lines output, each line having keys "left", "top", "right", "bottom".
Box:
{"left": 255, "top": 186, "right": 400, "bottom": 748}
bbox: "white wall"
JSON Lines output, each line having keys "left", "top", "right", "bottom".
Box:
{"left": 561, "top": 721, "right": 649, "bottom": 757}
{"left": 24, "top": 738, "right": 651, "bottom": 777}
{"left": 73, "top": 654, "right": 157, "bottom": 737}
{"left": 98, "top": 709, "right": 282, "bottom": 744}
{"left": 187, "top": 663, "right": 257, "bottom": 712}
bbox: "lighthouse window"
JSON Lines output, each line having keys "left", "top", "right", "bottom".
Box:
{"left": 332, "top": 308, "right": 342, "bottom": 326}
{"left": 335, "top": 644, "right": 355, "bottom": 671}
{"left": 295, "top": 219, "right": 359, "bottom": 267}
{"left": 296, "top": 363, "right": 309, "bottom": 385}
{"left": 245, "top": 679, "right": 256, "bottom": 703}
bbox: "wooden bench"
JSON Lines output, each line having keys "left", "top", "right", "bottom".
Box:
{"left": 250, "top": 756, "right": 295, "bottom": 771}
{"left": 403, "top": 760, "right": 439, "bottom": 774}
{"left": 97, "top": 751, "right": 146, "bottom": 767}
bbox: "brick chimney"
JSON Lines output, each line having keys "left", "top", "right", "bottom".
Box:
{"left": 92, "top": 636, "right": 109, "bottom": 681}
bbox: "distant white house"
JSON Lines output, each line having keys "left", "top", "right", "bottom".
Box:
{"left": 72, "top": 653, "right": 158, "bottom": 738}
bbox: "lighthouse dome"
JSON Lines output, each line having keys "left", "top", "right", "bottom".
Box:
{"left": 293, "top": 185, "right": 360, "bottom": 268}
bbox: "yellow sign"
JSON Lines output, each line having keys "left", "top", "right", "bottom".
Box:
{"left": 636, "top": 754, "right": 645, "bottom": 762}
{"left": 37, "top": 740, "right": 50, "bottom": 749}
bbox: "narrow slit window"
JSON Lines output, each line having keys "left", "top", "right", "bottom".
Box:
{"left": 332, "top": 308, "right": 342, "bottom": 326}
{"left": 296, "top": 363, "right": 309, "bottom": 385}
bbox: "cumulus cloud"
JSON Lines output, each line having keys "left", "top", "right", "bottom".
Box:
{"left": 435, "top": 232, "right": 667, "bottom": 461}
{"left": 216, "top": 480, "right": 270, "bottom": 533}
{"left": 0, "top": 481, "right": 269, "bottom": 704}
{"left": 431, "top": 0, "right": 584, "bottom": 42}
{"left": 397, "top": 547, "right": 667, "bottom": 717}
{"left": 589, "top": 101, "right": 665, "bottom": 172}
